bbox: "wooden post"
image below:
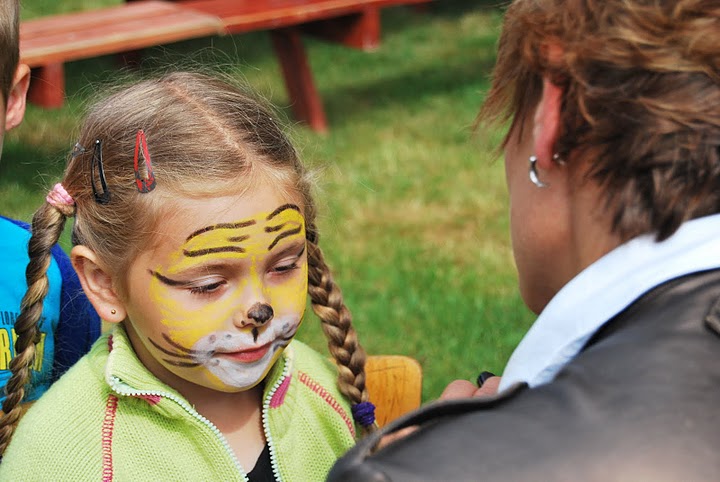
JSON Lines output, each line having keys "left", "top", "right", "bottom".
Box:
{"left": 302, "top": 8, "right": 381, "bottom": 51}
{"left": 270, "top": 28, "right": 328, "bottom": 134}
{"left": 27, "top": 63, "right": 65, "bottom": 108}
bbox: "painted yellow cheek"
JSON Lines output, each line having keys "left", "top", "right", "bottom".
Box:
{"left": 148, "top": 276, "right": 240, "bottom": 348}
{"left": 267, "top": 264, "right": 308, "bottom": 316}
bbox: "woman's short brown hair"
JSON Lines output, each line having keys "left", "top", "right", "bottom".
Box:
{"left": 480, "top": 0, "right": 720, "bottom": 241}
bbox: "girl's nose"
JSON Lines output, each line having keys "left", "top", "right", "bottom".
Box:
{"left": 246, "top": 302, "right": 274, "bottom": 326}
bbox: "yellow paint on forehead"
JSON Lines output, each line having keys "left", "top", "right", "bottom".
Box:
{"left": 167, "top": 207, "right": 306, "bottom": 275}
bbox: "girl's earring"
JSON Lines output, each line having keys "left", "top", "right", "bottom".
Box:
{"left": 528, "top": 155, "right": 548, "bottom": 188}
{"left": 110, "top": 309, "right": 117, "bottom": 315}
{"left": 552, "top": 153, "right": 566, "bottom": 165}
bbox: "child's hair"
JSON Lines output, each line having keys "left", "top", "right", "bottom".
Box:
{"left": 0, "top": 0, "right": 19, "bottom": 103}
{"left": 0, "top": 71, "right": 373, "bottom": 453}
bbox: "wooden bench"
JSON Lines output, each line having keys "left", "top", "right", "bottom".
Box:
{"left": 20, "top": 0, "right": 430, "bottom": 132}
{"left": 19, "top": 1, "right": 224, "bottom": 109}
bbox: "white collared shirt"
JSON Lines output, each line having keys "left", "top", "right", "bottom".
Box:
{"left": 498, "top": 213, "right": 720, "bottom": 391}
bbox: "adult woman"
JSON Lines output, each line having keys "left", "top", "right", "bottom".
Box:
{"left": 329, "top": 1, "right": 720, "bottom": 479}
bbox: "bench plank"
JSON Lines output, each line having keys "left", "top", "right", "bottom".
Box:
{"left": 19, "top": 0, "right": 430, "bottom": 131}
{"left": 20, "top": 1, "right": 223, "bottom": 67}
{"left": 179, "top": 0, "right": 428, "bottom": 34}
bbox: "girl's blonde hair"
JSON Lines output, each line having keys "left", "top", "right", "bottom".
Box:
{"left": 0, "top": 71, "right": 372, "bottom": 452}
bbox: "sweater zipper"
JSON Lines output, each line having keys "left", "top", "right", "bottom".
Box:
{"left": 261, "top": 357, "right": 291, "bottom": 482}
{"left": 108, "top": 376, "right": 249, "bottom": 482}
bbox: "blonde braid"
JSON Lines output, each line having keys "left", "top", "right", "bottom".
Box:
{"left": 306, "top": 225, "right": 375, "bottom": 435}
{"left": 0, "top": 202, "right": 70, "bottom": 454}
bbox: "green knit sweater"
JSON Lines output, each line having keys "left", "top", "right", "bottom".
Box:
{"left": 0, "top": 326, "right": 357, "bottom": 481}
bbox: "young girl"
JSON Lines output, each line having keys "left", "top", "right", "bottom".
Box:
{"left": 0, "top": 71, "right": 374, "bottom": 480}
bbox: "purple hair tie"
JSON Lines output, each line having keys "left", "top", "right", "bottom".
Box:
{"left": 351, "top": 401, "right": 376, "bottom": 427}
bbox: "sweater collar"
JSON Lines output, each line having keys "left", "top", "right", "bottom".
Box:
{"left": 499, "top": 213, "right": 720, "bottom": 391}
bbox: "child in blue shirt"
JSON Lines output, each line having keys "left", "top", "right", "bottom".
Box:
{"left": 0, "top": 1, "right": 100, "bottom": 415}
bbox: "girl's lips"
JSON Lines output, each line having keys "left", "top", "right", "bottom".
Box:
{"left": 218, "top": 343, "right": 271, "bottom": 363}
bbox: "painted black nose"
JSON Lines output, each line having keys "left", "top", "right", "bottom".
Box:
{"left": 247, "top": 303, "right": 274, "bottom": 325}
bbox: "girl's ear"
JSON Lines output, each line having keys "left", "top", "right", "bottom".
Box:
{"left": 532, "top": 76, "right": 563, "bottom": 170}
{"left": 4, "top": 63, "right": 30, "bottom": 131}
{"left": 71, "top": 245, "right": 127, "bottom": 323}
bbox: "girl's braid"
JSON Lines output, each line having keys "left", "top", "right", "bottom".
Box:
{"left": 0, "top": 203, "right": 69, "bottom": 454}
{"left": 305, "top": 223, "right": 374, "bottom": 435}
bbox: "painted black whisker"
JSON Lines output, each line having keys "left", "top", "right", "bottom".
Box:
{"left": 266, "top": 203, "right": 301, "bottom": 220}
{"left": 149, "top": 337, "right": 194, "bottom": 359}
{"left": 186, "top": 220, "right": 256, "bottom": 242}
{"left": 265, "top": 223, "right": 286, "bottom": 233}
{"left": 164, "top": 359, "right": 201, "bottom": 368}
{"left": 184, "top": 246, "right": 245, "bottom": 257}
{"left": 268, "top": 227, "right": 302, "bottom": 250}
{"left": 162, "top": 333, "right": 207, "bottom": 355}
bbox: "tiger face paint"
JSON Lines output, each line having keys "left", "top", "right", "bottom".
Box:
{"left": 123, "top": 188, "right": 307, "bottom": 393}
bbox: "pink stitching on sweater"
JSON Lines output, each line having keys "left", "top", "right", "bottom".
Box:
{"left": 102, "top": 394, "right": 119, "bottom": 481}
{"left": 297, "top": 371, "right": 355, "bottom": 437}
{"left": 135, "top": 394, "right": 162, "bottom": 405}
{"left": 107, "top": 334, "right": 113, "bottom": 351}
{"left": 270, "top": 374, "right": 292, "bottom": 408}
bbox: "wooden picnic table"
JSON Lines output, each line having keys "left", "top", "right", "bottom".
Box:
{"left": 20, "top": 0, "right": 431, "bottom": 132}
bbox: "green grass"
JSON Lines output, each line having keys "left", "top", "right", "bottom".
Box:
{"left": 10, "top": 1, "right": 535, "bottom": 400}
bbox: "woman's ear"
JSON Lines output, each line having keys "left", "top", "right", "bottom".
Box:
{"left": 532, "top": 76, "right": 563, "bottom": 170}
{"left": 71, "top": 245, "right": 127, "bottom": 323}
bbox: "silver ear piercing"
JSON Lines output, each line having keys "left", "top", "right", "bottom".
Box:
{"left": 528, "top": 155, "right": 548, "bottom": 188}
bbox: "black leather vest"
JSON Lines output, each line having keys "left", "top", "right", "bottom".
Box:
{"left": 329, "top": 269, "right": 720, "bottom": 481}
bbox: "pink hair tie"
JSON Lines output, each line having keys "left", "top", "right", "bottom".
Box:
{"left": 46, "top": 183, "right": 75, "bottom": 216}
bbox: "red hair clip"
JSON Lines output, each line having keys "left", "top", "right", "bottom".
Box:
{"left": 133, "top": 129, "right": 156, "bottom": 193}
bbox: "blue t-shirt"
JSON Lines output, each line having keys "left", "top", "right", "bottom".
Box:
{"left": 0, "top": 216, "right": 100, "bottom": 403}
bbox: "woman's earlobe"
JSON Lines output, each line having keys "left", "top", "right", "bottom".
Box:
{"left": 532, "top": 77, "right": 564, "bottom": 170}
{"left": 71, "top": 246, "right": 127, "bottom": 323}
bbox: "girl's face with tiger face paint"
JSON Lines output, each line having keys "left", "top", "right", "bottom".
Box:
{"left": 123, "top": 184, "right": 308, "bottom": 394}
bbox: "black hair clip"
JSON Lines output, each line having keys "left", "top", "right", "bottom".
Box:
{"left": 91, "top": 139, "right": 111, "bottom": 205}
{"left": 133, "top": 130, "right": 156, "bottom": 193}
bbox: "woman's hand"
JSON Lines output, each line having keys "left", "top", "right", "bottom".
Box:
{"left": 377, "top": 374, "right": 502, "bottom": 449}
{"left": 440, "top": 375, "right": 502, "bottom": 400}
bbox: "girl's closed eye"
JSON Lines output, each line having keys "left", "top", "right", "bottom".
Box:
{"left": 271, "top": 246, "right": 305, "bottom": 274}
{"left": 188, "top": 278, "right": 227, "bottom": 295}
{"left": 150, "top": 270, "right": 227, "bottom": 296}
{"left": 273, "top": 260, "right": 299, "bottom": 273}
